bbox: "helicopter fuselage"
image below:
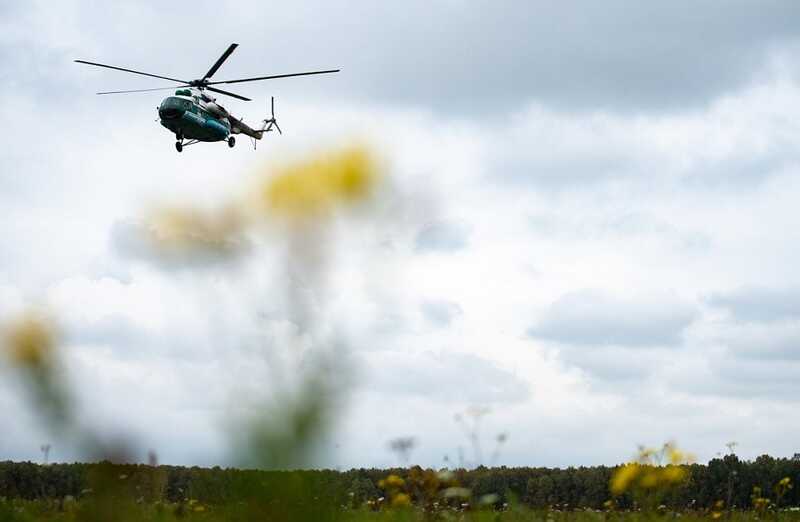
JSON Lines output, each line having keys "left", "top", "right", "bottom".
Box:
{"left": 158, "top": 94, "right": 230, "bottom": 142}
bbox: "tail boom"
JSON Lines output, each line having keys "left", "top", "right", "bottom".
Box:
{"left": 229, "top": 117, "right": 263, "bottom": 140}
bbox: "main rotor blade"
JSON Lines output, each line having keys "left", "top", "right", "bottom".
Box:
{"left": 205, "top": 86, "right": 251, "bottom": 101}
{"left": 203, "top": 43, "right": 238, "bottom": 81}
{"left": 207, "top": 69, "right": 340, "bottom": 85}
{"left": 74, "top": 60, "right": 188, "bottom": 83}
{"left": 96, "top": 86, "right": 189, "bottom": 95}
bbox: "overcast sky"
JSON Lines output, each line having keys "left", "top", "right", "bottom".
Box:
{"left": 2, "top": 1, "right": 800, "bottom": 469}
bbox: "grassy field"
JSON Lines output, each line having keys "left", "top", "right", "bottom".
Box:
{"left": 3, "top": 499, "right": 800, "bottom": 522}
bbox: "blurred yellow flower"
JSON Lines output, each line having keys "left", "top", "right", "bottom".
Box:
{"left": 666, "top": 445, "right": 696, "bottom": 466}
{"left": 663, "top": 465, "right": 686, "bottom": 483}
{"left": 379, "top": 474, "right": 405, "bottom": 490}
{"left": 149, "top": 206, "right": 245, "bottom": 255}
{"left": 611, "top": 463, "right": 640, "bottom": 495}
{"left": 753, "top": 496, "right": 770, "bottom": 510}
{"left": 138, "top": 145, "right": 382, "bottom": 267}
{"left": 611, "top": 443, "right": 692, "bottom": 497}
{"left": 261, "top": 145, "right": 379, "bottom": 219}
{"left": 3, "top": 314, "right": 57, "bottom": 369}
{"left": 391, "top": 492, "right": 411, "bottom": 508}
{"left": 640, "top": 469, "right": 659, "bottom": 489}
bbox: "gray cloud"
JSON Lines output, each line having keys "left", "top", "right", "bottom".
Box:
{"left": 722, "top": 323, "right": 800, "bottom": 361}
{"left": 362, "top": 351, "right": 529, "bottom": 404}
{"left": 20, "top": 1, "right": 797, "bottom": 115}
{"left": 250, "top": 1, "right": 799, "bottom": 114}
{"left": 420, "top": 299, "right": 463, "bottom": 327}
{"left": 415, "top": 221, "right": 470, "bottom": 253}
{"left": 680, "top": 356, "right": 800, "bottom": 400}
{"left": 529, "top": 290, "right": 697, "bottom": 347}
{"left": 709, "top": 287, "right": 800, "bottom": 322}
{"left": 554, "top": 345, "right": 664, "bottom": 382}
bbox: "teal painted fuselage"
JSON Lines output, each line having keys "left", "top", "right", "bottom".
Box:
{"left": 158, "top": 96, "right": 230, "bottom": 141}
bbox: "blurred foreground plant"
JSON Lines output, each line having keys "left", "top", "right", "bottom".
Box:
{"left": 2, "top": 143, "right": 387, "bottom": 521}
{"left": 260, "top": 145, "right": 379, "bottom": 220}
{"left": 610, "top": 442, "right": 694, "bottom": 510}
{"left": 2, "top": 312, "right": 73, "bottom": 435}
{"left": 144, "top": 145, "right": 380, "bottom": 254}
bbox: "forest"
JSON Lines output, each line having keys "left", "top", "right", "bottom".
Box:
{"left": 1, "top": 453, "right": 798, "bottom": 511}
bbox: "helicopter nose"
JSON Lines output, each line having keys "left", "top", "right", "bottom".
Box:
{"left": 159, "top": 106, "right": 184, "bottom": 119}
{"left": 160, "top": 107, "right": 183, "bottom": 119}
{"left": 159, "top": 97, "right": 187, "bottom": 119}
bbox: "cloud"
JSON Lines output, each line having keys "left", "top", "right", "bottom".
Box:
{"left": 529, "top": 290, "right": 697, "bottom": 347}
{"left": 674, "top": 354, "right": 800, "bottom": 400}
{"left": 492, "top": 77, "right": 800, "bottom": 190}
{"left": 152, "top": 1, "right": 796, "bottom": 114}
{"left": 415, "top": 220, "right": 470, "bottom": 252}
{"left": 528, "top": 211, "right": 711, "bottom": 252}
{"left": 721, "top": 322, "right": 800, "bottom": 361}
{"left": 709, "top": 286, "right": 800, "bottom": 322}
{"left": 420, "top": 299, "right": 462, "bottom": 327}
{"left": 554, "top": 345, "right": 665, "bottom": 382}
{"left": 19, "top": 1, "right": 795, "bottom": 115}
{"left": 361, "top": 350, "right": 529, "bottom": 404}
{"left": 5, "top": 1, "right": 800, "bottom": 469}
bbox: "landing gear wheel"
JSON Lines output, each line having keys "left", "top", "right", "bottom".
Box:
{"left": 175, "top": 141, "right": 183, "bottom": 153}
{"left": 228, "top": 136, "right": 235, "bottom": 148}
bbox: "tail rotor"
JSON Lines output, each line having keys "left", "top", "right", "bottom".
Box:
{"left": 262, "top": 96, "right": 282, "bottom": 135}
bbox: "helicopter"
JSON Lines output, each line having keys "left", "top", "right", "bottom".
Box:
{"left": 75, "top": 43, "right": 339, "bottom": 152}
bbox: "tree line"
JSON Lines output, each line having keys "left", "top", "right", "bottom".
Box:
{"left": 1, "top": 454, "right": 798, "bottom": 510}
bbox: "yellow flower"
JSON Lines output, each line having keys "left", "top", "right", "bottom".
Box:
{"left": 753, "top": 497, "right": 770, "bottom": 510}
{"left": 261, "top": 145, "right": 379, "bottom": 219}
{"left": 611, "top": 463, "right": 640, "bottom": 495}
{"left": 3, "top": 314, "right": 57, "bottom": 369}
{"left": 640, "top": 468, "right": 659, "bottom": 489}
{"left": 663, "top": 465, "right": 686, "bottom": 484}
{"left": 391, "top": 493, "right": 411, "bottom": 508}
{"left": 384, "top": 474, "right": 405, "bottom": 489}
{"left": 667, "top": 447, "right": 696, "bottom": 465}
